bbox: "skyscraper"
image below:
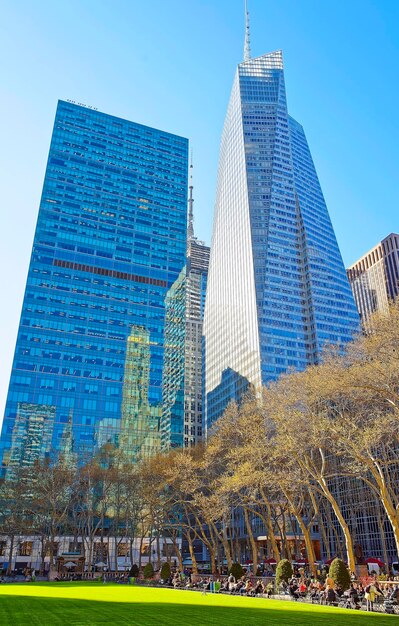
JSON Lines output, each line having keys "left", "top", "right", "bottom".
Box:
{"left": 161, "top": 166, "right": 210, "bottom": 450}
{"left": 347, "top": 233, "right": 399, "bottom": 328}
{"left": 0, "top": 100, "right": 188, "bottom": 473}
{"left": 203, "top": 43, "right": 359, "bottom": 430}
{"left": 161, "top": 268, "right": 186, "bottom": 450}
{"left": 184, "top": 237, "right": 209, "bottom": 447}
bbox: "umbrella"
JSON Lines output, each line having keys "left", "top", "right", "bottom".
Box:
{"left": 365, "top": 557, "right": 384, "bottom": 568}
{"left": 64, "top": 562, "right": 76, "bottom": 568}
{"left": 264, "top": 558, "right": 277, "bottom": 565}
{"left": 296, "top": 559, "right": 309, "bottom": 565}
{"left": 95, "top": 561, "right": 107, "bottom": 567}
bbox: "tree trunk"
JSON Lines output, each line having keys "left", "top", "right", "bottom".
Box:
{"left": 281, "top": 514, "right": 288, "bottom": 559}
{"left": 252, "top": 507, "right": 280, "bottom": 562}
{"left": 298, "top": 519, "right": 317, "bottom": 577}
{"left": 48, "top": 533, "right": 57, "bottom": 579}
{"left": 114, "top": 537, "right": 118, "bottom": 573}
{"left": 212, "top": 521, "right": 232, "bottom": 570}
{"left": 243, "top": 508, "right": 258, "bottom": 573}
{"left": 319, "top": 477, "right": 356, "bottom": 572}
{"left": 317, "top": 513, "right": 331, "bottom": 560}
{"left": 209, "top": 547, "right": 217, "bottom": 575}
{"left": 129, "top": 537, "right": 134, "bottom": 568}
{"left": 171, "top": 536, "right": 183, "bottom": 571}
{"left": 261, "top": 492, "right": 281, "bottom": 562}
{"left": 40, "top": 536, "right": 46, "bottom": 576}
{"left": 283, "top": 492, "right": 317, "bottom": 577}
{"left": 374, "top": 484, "right": 399, "bottom": 557}
{"left": 138, "top": 536, "right": 144, "bottom": 571}
{"left": 7, "top": 534, "right": 14, "bottom": 576}
{"left": 376, "top": 512, "right": 390, "bottom": 576}
{"left": 186, "top": 534, "right": 198, "bottom": 575}
{"left": 156, "top": 534, "right": 161, "bottom": 570}
{"left": 148, "top": 536, "right": 154, "bottom": 566}
{"left": 87, "top": 538, "right": 94, "bottom": 574}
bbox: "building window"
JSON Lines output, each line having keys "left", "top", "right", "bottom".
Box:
{"left": 68, "top": 541, "right": 83, "bottom": 554}
{"left": 117, "top": 543, "right": 129, "bottom": 557}
{"left": 45, "top": 542, "right": 59, "bottom": 556}
{"left": 19, "top": 541, "right": 33, "bottom": 556}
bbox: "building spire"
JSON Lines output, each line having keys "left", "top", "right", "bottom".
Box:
{"left": 187, "top": 151, "right": 194, "bottom": 241}
{"left": 244, "top": 0, "right": 251, "bottom": 62}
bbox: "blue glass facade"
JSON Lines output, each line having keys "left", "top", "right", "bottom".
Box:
{"left": 0, "top": 100, "right": 188, "bottom": 472}
{"left": 161, "top": 268, "right": 186, "bottom": 450}
{"left": 161, "top": 238, "right": 210, "bottom": 451}
{"left": 204, "top": 51, "right": 360, "bottom": 430}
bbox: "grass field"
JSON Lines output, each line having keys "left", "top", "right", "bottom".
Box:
{"left": 0, "top": 582, "right": 396, "bottom": 625}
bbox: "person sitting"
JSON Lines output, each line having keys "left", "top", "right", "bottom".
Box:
{"left": 228, "top": 574, "right": 236, "bottom": 593}
{"left": 325, "top": 586, "right": 337, "bottom": 605}
{"left": 348, "top": 583, "right": 361, "bottom": 609}
{"left": 389, "top": 584, "right": 399, "bottom": 603}
{"left": 298, "top": 580, "right": 307, "bottom": 597}
{"left": 253, "top": 580, "right": 264, "bottom": 596}
{"left": 243, "top": 579, "right": 254, "bottom": 596}
{"left": 383, "top": 586, "right": 397, "bottom": 615}
{"left": 288, "top": 579, "right": 299, "bottom": 600}
{"left": 265, "top": 582, "right": 274, "bottom": 598}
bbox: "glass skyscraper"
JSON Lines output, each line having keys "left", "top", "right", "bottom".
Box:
{"left": 161, "top": 267, "right": 186, "bottom": 450}
{"left": 204, "top": 51, "right": 360, "bottom": 430}
{"left": 161, "top": 169, "right": 210, "bottom": 451}
{"left": 0, "top": 100, "right": 188, "bottom": 473}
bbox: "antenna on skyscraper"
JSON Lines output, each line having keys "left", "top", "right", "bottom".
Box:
{"left": 187, "top": 150, "right": 194, "bottom": 241}
{"left": 244, "top": 0, "right": 251, "bottom": 61}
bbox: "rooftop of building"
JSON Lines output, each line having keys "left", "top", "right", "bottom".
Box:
{"left": 58, "top": 99, "right": 189, "bottom": 143}
{"left": 347, "top": 233, "right": 399, "bottom": 273}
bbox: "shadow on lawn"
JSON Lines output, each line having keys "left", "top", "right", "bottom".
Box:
{"left": 0, "top": 595, "right": 395, "bottom": 626}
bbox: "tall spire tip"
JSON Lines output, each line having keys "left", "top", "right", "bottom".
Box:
{"left": 244, "top": 0, "right": 251, "bottom": 62}
{"left": 188, "top": 150, "right": 194, "bottom": 241}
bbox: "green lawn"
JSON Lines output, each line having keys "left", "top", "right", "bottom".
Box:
{"left": 0, "top": 582, "right": 395, "bottom": 625}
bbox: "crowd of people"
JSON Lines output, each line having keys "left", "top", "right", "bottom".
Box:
{"left": 159, "top": 568, "right": 399, "bottom": 614}
{"left": 284, "top": 576, "right": 399, "bottom": 612}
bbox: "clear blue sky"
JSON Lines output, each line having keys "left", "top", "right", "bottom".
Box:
{"left": 1, "top": 0, "right": 398, "bottom": 422}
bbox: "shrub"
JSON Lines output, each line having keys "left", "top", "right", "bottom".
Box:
{"left": 328, "top": 558, "right": 351, "bottom": 591}
{"left": 143, "top": 563, "right": 154, "bottom": 579}
{"left": 160, "top": 561, "right": 171, "bottom": 580}
{"left": 229, "top": 562, "right": 244, "bottom": 580}
{"left": 129, "top": 564, "right": 139, "bottom": 578}
{"left": 276, "top": 559, "right": 293, "bottom": 587}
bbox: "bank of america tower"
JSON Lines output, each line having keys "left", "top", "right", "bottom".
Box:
{"left": 204, "top": 10, "right": 359, "bottom": 430}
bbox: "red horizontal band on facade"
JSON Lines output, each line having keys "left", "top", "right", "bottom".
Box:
{"left": 53, "top": 258, "right": 167, "bottom": 287}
